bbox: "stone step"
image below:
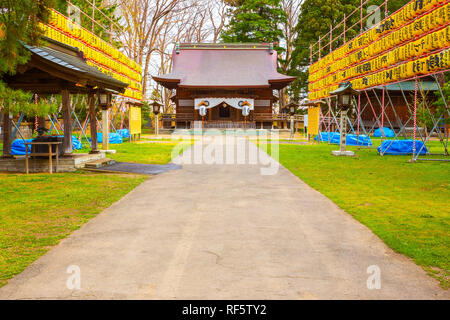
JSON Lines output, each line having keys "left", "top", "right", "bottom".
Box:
{"left": 84, "top": 158, "right": 115, "bottom": 168}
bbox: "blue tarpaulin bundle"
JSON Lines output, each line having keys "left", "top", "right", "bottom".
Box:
{"left": 56, "top": 135, "right": 82, "bottom": 150}
{"left": 71, "top": 136, "right": 83, "bottom": 150}
{"left": 11, "top": 139, "right": 33, "bottom": 155}
{"left": 377, "top": 140, "right": 428, "bottom": 155}
{"left": 315, "top": 132, "right": 372, "bottom": 146}
{"left": 346, "top": 134, "right": 372, "bottom": 146}
{"left": 11, "top": 136, "right": 82, "bottom": 155}
{"left": 96, "top": 132, "right": 123, "bottom": 144}
{"left": 315, "top": 132, "right": 339, "bottom": 143}
{"left": 373, "top": 127, "right": 395, "bottom": 137}
{"left": 116, "top": 129, "right": 130, "bottom": 139}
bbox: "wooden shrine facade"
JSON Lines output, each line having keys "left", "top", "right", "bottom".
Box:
{"left": 153, "top": 43, "right": 295, "bottom": 129}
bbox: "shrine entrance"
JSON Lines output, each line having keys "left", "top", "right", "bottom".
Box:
{"left": 218, "top": 103, "right": 231, "bottom": 119}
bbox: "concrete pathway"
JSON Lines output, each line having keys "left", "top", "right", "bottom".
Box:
{"left": 0, "top": 137, "right": 447, "bottom": 299}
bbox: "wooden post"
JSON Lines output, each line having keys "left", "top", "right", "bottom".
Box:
{"left": 102, "top": 108, "right": 109, "bottom": 150}
{"left": 56, "top": 144, "right": 59, "bottom": 172}
{"left": 1, "top": 111, "right": 12, "bottom": 157}
{"left": 48, "top": 144, "right": 53, "bottom": 174}
{"left": 62, "top": 89, "right": 73, "bottom": 155}
{"left": 88, "top": 92, "right": 99, "bottom": 153}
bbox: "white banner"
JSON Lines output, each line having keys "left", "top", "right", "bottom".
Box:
{"left": 194, "top": 98, "right": 254, "bottom": 111}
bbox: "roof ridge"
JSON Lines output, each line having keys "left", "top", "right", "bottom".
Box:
{"left": 178, "top": 43, "right": 272, "bottom": 50}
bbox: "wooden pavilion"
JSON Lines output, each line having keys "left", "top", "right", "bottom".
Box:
{"left": 153, "top": 43, "right": 295, "bottom": 129}
{"left": 1, "top": 37, "right": 128, "bottom": 159}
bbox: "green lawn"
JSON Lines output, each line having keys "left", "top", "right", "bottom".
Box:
{"left": 0, "top": 139, "right": 191, "bottom": 287}
{"left": 74, "top": 139, "right": 192, "bottom": 165}
{"left": 107, "top": 141, "right": 191, "bottom": 165}
{"left": 262, "top": 141, "right": 450, "bottom": 288}
{"left": 0, "top": 171, "right": 147, "bottom": 287}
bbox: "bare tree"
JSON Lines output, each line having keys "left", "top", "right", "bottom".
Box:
{"left": 118, "top": 0, "right": 228, "bottom": 102}
{"left": 208, "top": 0, "right": 227, "bottom": 43}
{"left": 117, "top": 0, "right": 191, "bottom": 98}
{"left": 149, "top": 0, "right": 228, "bottom": 111}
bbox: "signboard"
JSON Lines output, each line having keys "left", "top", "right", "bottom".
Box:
{"left": 129, "top": 107, "right": 142, "bottom": 135}
{"left": 307, "top": 107, "right": 320, "bottom": 136}
{"left": 308, "top": 0, "right": 450, "bottom": 100}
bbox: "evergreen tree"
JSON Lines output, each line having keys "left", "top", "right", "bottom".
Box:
{"left": 0, "top": 0, "right": 55, "bottom": 74}
{"left": 221, "top": 0, "right": 287, "bottom": 45}
{"left": 0, "top": 0, "right": 57, "bottom": 156}
{"left": 0, "top": 0, "right": 57, "bottom": 117}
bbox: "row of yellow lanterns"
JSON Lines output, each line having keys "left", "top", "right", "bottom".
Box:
{"left": 309, "top": 0, "right": 448, "bottom": 77}
{"left": 42, "top": 23, "right": 142, "bottom": 96}
{"left": 308, "top": 48, "right": 449, "bottom": 100}
{"left": 47, "top": 10, "right": 142, "bottom": 84}
{"left": 311, "top": 6, "right": 449, "bottom": 82}
{"left": 42, "top": 21, "right": 141, "bottom": 84}
{"left": 49, "top": 9, "right": 141, "bottom": 74}
{"left": 309, "top": 24, "right": 450, "bottom": 92}
{"left": 123, "top": 88, "right": 142, "bottom": 100}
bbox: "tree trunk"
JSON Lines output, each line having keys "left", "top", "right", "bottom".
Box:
{"left": 37, "top": 116, "right": 46, "bottom": 133}
{"left": 2, "top": 111, "right": 12, "bottom": 157}
{"left": 279, "top": 88, "right": 286, "bottom": 113}
{"left": 61, "top": 89, "right": 73, "bottom": 155}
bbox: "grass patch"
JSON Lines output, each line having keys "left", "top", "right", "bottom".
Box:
{"left": 0, "top": 171, "right": 147, "bottom": 287}
{"left": 262, "top": 142, "right": 450, "bottom": 288}
{"left": 74, "top": 139, "right": 192, "bottom": 165}
{"left": 108, "top": 141, "right": 191, "bottom": 164}
{"left": 0, "top": 138, "right": 190, "bottom": 287}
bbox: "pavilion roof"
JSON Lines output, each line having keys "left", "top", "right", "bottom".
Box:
{"left": 153, "top": 43, "right": 295, "bottom": 90}
{"left": 3, "top": 39, "right": 128, "bottom": 94}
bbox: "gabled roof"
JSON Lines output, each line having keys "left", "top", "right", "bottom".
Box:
{"left": 24, "top": 41, "right": 128, "bottom": 92}
{"left": 374, "top": 81, "right": 439, "bottom": 91}
{"left": 3, "top": 39, "right": 128, "bottom": 94}
{"left": 153, "top": 43, "right": 296, "bottom": 90}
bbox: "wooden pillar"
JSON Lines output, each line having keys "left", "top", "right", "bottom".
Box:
{"left": 88, "top": 92, "right": 99, "bottom": 153}
{"left": 61, "top": 89, "right": 73, "bottom": 155}
{"left": 2, "top": 111, "right": 12, "bottom": 157}
{"left": 101, "top": 93, "right": 111, "bottom": 151}
{"left": 102, "top": 108, "right": 109, "bottom": 150}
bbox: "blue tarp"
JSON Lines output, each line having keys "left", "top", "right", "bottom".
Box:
{"left": 316, "top": 132, "right": 340, "bottom": 143}
{"left": 95, "top": 132, "right": 123, "bottom": 144}
{"left": 347, "top": 134, "right": 373, "bottom": 146}
{"left": 315, "top": 132, "right": 372, "bottom": 146}
{"left": 11, "top": 136, "right": 82, "bottom": 155}
{"left": 116, "top": 129, "right": 130, "bottom": 139}
{"left": 56, "top": 135, "right": 82, "bottom": 150}
{"left": 373, "top": 127, "right": 395, "bottom": 137}
{"left": 377, "top": 140, "right": 428, "bottom": 155}
{"left": 11, "top": 139, "right": 33, "bottom": 155}
{"left": 71, "top": 136, "right": 82, "bottom": 150}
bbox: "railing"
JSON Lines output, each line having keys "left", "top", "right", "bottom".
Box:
{"left": 161, "top": 113, "right": 305, "bottom": 129}
{"left": 162, "top": 114, "right": 194, "bottom": 121}
{"left": 255, "top": 114, "right": 304, "bottom": 121}
{"left": 191, "top": 121, "right": 256, "bottom": 129}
